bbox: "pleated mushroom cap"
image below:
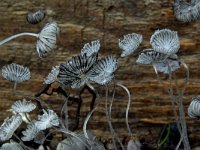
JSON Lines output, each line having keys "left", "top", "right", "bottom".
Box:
{"left": 150, "top": 29, "right": 180, "bottom": 56}
{"left": 1, "top": 63, "right": 30, "bottom": 83}
{"left": 37, "top": 22, "right": 60, "bottom": 57}
{"left": 81, "top": 40, "right": 100, "bottom": 57}
{"left": 119, "top": 33, "right": 143, "bottom": 57}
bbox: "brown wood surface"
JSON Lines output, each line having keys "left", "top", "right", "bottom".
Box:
{"left": 0, "top": 0, "right": 200, "bottom": 149}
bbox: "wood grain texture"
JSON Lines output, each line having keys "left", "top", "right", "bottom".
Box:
{"left": 0, "top": 0, "right": 200, "bottom": 148}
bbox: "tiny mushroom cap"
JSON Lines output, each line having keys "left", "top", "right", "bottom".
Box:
{"left": 150, "top": 29, "right": 180, "bottom": 56}
{"left": 26, "top": 9, "right": 46, "bottom": 24}
{"left": 88, "top": 55, "right": 117, "bottom": 85}
{"left": 1, "top": 63, "right": 31, "bottom": 83}
{"left": 188, "top": 96, "right": 200, "bottom": 119}
{"left": 174, "top": 0, "right": 194, "bottom": 22}
{"left": 37, "top": 22, "right": 60, "bottom": 57}
{"left": 81, "top": 40, "right": 101, "bottom": 57}
{"left": 119, "top": 33, "right": 143, "bottom": 57}
{"left": 153, "top": 59, "right": 180, "bottom": 74}
{"left": 44, "top": 65, "right": 60, "bottom": 84}
{"left": 173, "top": 0, "right": 200, "bottom": 22}
{"left": 0, "top": 141, "right": 23, "bottom": 150}
{"left": 21, "top": 122, "right": 41, "bottom": 141}
{"left": 58, "top": 53, "right": 97, "bottom": 88}
{"left": 136, "top": 49, "right": 180, "bottom": 74}
{"left": 136, "top": 49, "right": 167, "bottom": 65}
{"left": 35, "top": 109, "right": 59, "bottom": 130}
{"left": 0, "top": 114, "right": 22, "bottom": 142}
{"left": 191, "top": 1, "right": 200, "bottom": 20}
{"left": 11, "top": 99, "right": 36, "bottom": 113}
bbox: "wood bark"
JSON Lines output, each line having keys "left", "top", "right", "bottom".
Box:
{"left": 0, "top": 0, "right": 200, "bottom": 148}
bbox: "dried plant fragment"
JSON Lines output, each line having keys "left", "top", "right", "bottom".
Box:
{"left": 137, "top": 49, "right": 180, "bottom": 74}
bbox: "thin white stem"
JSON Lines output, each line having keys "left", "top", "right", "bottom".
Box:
{"left": 110, "top": 81, "right": 125, "bottom": 149}
{"left": 105, "top": 85, "right": 118, "bottom": 150}
{"left": 162, "top": 60, "right": 191, "bottom": 150}
{"left": 106, "top": 85, "right": 125, "bottom": 150}
{"left": 152, "top": 59, "right": 190, "bottom": 150}
{"left": 83, "top": 101, "right": 99, "bottom": 139}
{"left": 60, "top": 95, "right": 69, "bottom": 130}
{"left": 153, "top": 65, "right": 181, "bottom": 131}
{"left": 83, "top": 83, "right": 99, "bottom": 139}
{"left": 116, "top": 83, "right": 132, "bottom": 136}
{"left": 175, "top": 133, "right": 184, "bottom": 150}
{"left": 180, "top": 59, "right": 190, "bottom": 95}
{"left": 166, "top": 59, "right": 190, "bottom": 150}
{"left": 174, "top": 74, "right": 191, "bottom": 150}
{"left": 176, "top": 61, "right": 190, "bottom": 150}
{"left": 153, "top": 63, "right": 183, "bottom": 147}
{"left": 0, "top": 32, "right": 38, "bottom": 46}
{"left": 167, "top": 64, "right": 182, "bottom": 134}
{"left": 109, "top": 81, "right": 116, "bottom": 116}
{"left": 12, "top": 82, "right": 17, "bottom": 94}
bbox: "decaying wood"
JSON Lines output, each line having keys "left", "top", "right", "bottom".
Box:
{"left": 0, "top": 0, "right": 200, "bottom": 148}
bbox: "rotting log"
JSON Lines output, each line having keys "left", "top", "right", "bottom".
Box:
{"left": 0, "top": 0, "right": 200, "bottom": 148}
